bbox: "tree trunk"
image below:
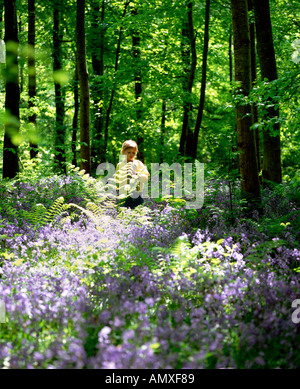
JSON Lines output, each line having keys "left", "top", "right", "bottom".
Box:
{"left": 103, "top": 1, "right": 130, "bottom": 159}
{"left": 90, "top": 1, "right": 105, "bottom": 168}
{"left": 3, "top": 0, "right": 20, "bottom": 179}
{"left": 248, "top": 0, "right": 261, "bottom": 176}
{"left": 179, "top": 1, "right": 197, "bottom": 158}
{"left": 229, "top": 33, "right": 233, "bottom": 85}
{"left": 191, "top": 0, "right": 210, "bottom": 159}
{"left": 253, "top": 0, "right": 282, "bottom": 184}
{"left": 160, "top": 99, "right": 166, "bottom": 163}
{"left": 53, "top": 1, "right": 66, "bottom": 173}
{"left": 71, "top": 61, "right": 79, "bottom": 167}
{"left": 28, "top": 0, "right": 38, "bottom": 159}
{"left": 131, "top": 7, "right": 145, "bottom": 161}
{"left": 76, "top": 0, "right": 91, "bottom": 174}
{"left": 18, "top": 15, "right": 24, "bottom": 95}
{"left": 231, "top": 0, "right": 261, "bottom": 206}
{"left": 0, "top": 1, "right": 3, "bottom": 39}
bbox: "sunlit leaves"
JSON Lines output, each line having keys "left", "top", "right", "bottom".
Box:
{"left": 291, "top": 39, "right": 300, "bottom": 64}
{"left": 53, "top": 70, "right": 71, "bottom": 85}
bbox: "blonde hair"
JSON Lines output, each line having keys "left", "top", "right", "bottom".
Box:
{"left": 121, "top": 140, "right": 138, "bottom": 153}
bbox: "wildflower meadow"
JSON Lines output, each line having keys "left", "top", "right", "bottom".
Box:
{"left": 0, "top": 164, "right": 299, "bottom": 369}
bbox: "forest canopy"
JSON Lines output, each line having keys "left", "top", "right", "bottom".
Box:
{"left": 0, "top": 0, "right": 299, "bottom": 187}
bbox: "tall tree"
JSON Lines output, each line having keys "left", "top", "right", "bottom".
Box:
{"left": 160, "top": 99, "right": 166, "bottom": 163}
{"left": 103, "top": 1, "right": 130, "bottom": 160}
{"left": 0, "top": 1, "right": 3, "bottom": 39}
{"left": 231, "top": 0, "right": 261, "bottom": 205}
{"left": 131, "top": 7, "right": 145, "bottom": 161}
{"left": 17, "top": 14, "right": 24, "bottom": 94}
{"left": 179, "top": 1, "right": 197, "bottom": 158}
{"left": 253, "top": 0, "right": 282, "bottom": 183}
{"left": 53, "top": 0, "right": 66, "bottom": 172}
{"left": 0, "top": 0, "right": 4, "bottom": 63}
{"left": 71, "top": 60, "right": 79, "bottom": 167}
{"left": 229, "top": 33, "right": 233, "bottom": 86}
{"left": 90, "top": 0, "right": 105, "bottom": 169}
{"left": 248, "top": 0, "right": 261, "bottom": 175}
{"left": 76, "top": 0, "right": 91, "bottom": 174}
{"left": 3, "top": 0, "right": 20, "bottom": 179}
{"left": 190, "top": 0, "right": 210, "bottom": 159}
{"left": 28, "top": 0, "right": 38, "bottom": 159}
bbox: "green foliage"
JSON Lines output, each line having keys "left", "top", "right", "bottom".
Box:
{"left": 245, "top": 239, "right": 288, "bottom": 270}
{"left": 0, "top": 0, "right": 298, "bottom": 186}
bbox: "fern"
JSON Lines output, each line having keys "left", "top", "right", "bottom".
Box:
{"left": 19, "top": 197, "right": 110, "bottom": 230}
{"left": 86, "top": 202, "right": 103, "bottom": 219}
{"left": 42, "top": 197, "right": 66, "bottom": 226}
{"left": 22, "top": 204, "right": 47, "bottom": 227}
{"left": 115, "top": 162, "right": 140, "bottom": 200}
{"left": 0, "top": 202, "right": 18, "bottom": 221}
{"left": 21, "top": 197, "right": 67, "bottom": 228}
{"left": 66, "top": 201, "right": 118, "bottom": 231}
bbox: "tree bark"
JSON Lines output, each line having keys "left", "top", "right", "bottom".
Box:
{"left": 103, "top": 1, "right": 130, "bottom": 160}
{"left": 53, "top": 1, "right": 66, "bottom": 173}
{"left": 231, "top": 0, "right": 261, "bottom": 206}
{"left": 253, "top": 0, "right": 282, "bottom": 184}
{"left": 18, "top": 15, "right": 24, "bottom": 95}
{"left": 191, "top": 0, "right": 210, "bottom": 159}
{"left": 0, "top": 1, "right": 3, "bottom": 39}
{"left": 90, "top": 0, "right": 105, "bottom": 168}
{"left": 229, "top": 33, "right": 233, "bottom": 85}
{"left": 160, "top": 99, "right": 166, "bottom": 163}
{"left": 3, "top": 0, "right": 20, "bottom": 179}
{"left": 76, "top": 0, "right": 91, "bottom": 174}
{"left": 248, "top": 0, "right": 260, "bottom": 176}
{"left": 179, "top": 1, "right": 197, "bottom": 158}
{"left": 28, "top": 0, "right": 38, "bottom": 159}
{"left": 71, "top": 60, "right": 79, "bottom": 167}
{"left": 131, "top": 7, "right": 144, "bottom": 161}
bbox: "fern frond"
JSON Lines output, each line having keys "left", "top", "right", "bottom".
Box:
{"left": 67, "top": 202, "right": 102, "bottom": 228}
{"left": 86, "top": 202, "right": 103, "bottom": 218}
{"left": 42, "top": 197, "right": 66, "bottom": 226}
{"left": 20, "top": 197, "right": 67, "bottom": 228}
{"left": 171, "top": 235, "right": 191, "bottom": 256}
{"left": 22, "top": 203, "right": 47, "bottom": 227}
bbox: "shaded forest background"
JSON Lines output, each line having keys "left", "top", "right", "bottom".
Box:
{"left": 0, "top": 0, "right": 299, "bottom": 193}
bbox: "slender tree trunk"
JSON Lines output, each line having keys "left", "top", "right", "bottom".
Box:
{"left": 28, "top": 0, "right": 38, "bottom": 159}
{"left": 132, "top": 7, "right": 145, "bottom": 161}
{"left": 228, "top": 32, "right": 239, "bottom": 172}
{"left": 18, "top": 15, "right": 24, "bottom": 95}
{"left": 178, "top": 17, "right": 190, "bottom": 158}
{"left": 76, "top": 0, "right": 91, "bottom": 174}
{"left": 191, "top": 0, "right": 210, "bottom": 159}
{"left": 253, "top": 0, "right": 282, "bottom": 183}
{"left": 248, "top": 0, "right": 260, "bottom": 176}
{"left": 229, "top": 33, "right": 233, "bottom": 85}
{"left": 231, "top": 0, "right": 261, "bottom": 206}
{"left": 0, "top": 1, "right": 5, "bottom": 62}
{"left": 0, "top": 1, "right": 3, "bottom": 39}
{"left": 104, "top": 1, "right": 130, "bottom": 159}
{"left": 160, "top": 99, "right": 166, "bottom": 163}
{"left": 71, "top": 61, "right": 79, "bottom": 167}
{"left": 90, "top": 0, "right": 105, "bottom": 167}
{"left": 179, "top": 1, "right": 197, "bottom": 158}
{"left": 53, "top": 1, "right": 66, "bottom": 173}
{"left": 3, "top": 0, "right": 20, "bottom": 179}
